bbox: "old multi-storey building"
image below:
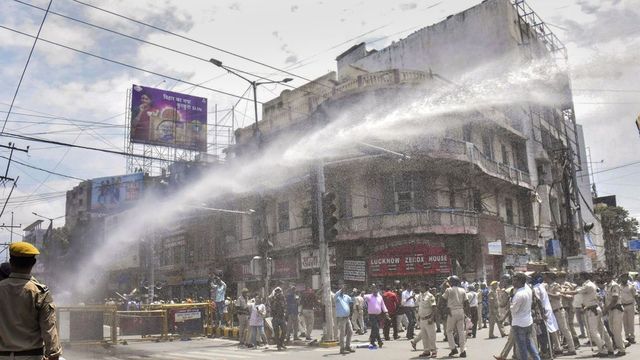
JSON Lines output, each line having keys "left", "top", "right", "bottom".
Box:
{"left": 222, "top": 0, "right": 596, "bottom": 291}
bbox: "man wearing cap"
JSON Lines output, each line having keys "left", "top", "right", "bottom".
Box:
{"left": 619, "top": 273, "right": 636, "bottom": 344}
{"left": 0, "top": 242, "right": 62, "bottom": 360}
{"left": 442, "top": 276, "right": 468, "bottom": 358}
{"left": 410, "top": 282, "right": 437, "bottom": 358}
{"left": 546, "top": 272, "right": 577, "bottom": 355}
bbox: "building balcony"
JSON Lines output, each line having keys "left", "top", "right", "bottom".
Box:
{"left": 421, "top": 138, "right": 532, "bottom": 189}
{"left": 335, "top": 209, "right": 478, "bottom": 241}
{"left": 504, "top": 223, "right": 539, "bottom": 245}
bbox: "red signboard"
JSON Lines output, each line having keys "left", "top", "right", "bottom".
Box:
{"left": 369, "top": 244, "right": 451, "bottom": 277}
{"left": 272, "top": 256, "right": 299, "bottom": 280}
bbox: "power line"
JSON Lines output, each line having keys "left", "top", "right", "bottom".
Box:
{"left": 70, "top": 0, "right": 316, "bottom": 84}
{"left": 0, "top": 154, "right": 85, "bottom": 181}
{"left": 0, "top": 25, "right": 256, "bottom": 103}
{"left": 1, "top": 0, "right": 52, "bottom": 134}
{"left": 580, "top": 160, "right": 640, "bottom": 177}
{"left": 572, "top": 89, "right": 640, "bottom": 93}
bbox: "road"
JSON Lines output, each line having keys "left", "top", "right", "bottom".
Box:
{"left": 63, "top": 322, "right": 640, "bottom": 360}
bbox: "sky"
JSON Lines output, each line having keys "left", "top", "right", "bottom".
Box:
{"left": 0, "top": 0, "right": 639, "bottom": 245}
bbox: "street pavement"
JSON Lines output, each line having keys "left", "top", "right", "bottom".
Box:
{"left": 63, "top": 321, "right": 640, "bottom": 360}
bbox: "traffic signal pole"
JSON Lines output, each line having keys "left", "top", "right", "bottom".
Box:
{"left": 312, "top": 160, "right": 335, "bottom": 342}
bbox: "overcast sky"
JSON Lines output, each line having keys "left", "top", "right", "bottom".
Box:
{"left": 0, "top": 0, "right": 639, "bottom": 243}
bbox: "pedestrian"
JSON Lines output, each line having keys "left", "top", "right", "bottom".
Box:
{"left": 531, "top": 272, "right": 559, "bottom": 357}
{"left": 210, "top": 275, "right": 227, "bottom": 327}
{"left": 335, "top": 282, "right": 355, "bottom": 354}
{"left": 235, "top": 288, "right": 251, "bottom": 346}
{"left": 401, "top": 283, "right": 417, "bottom": 340}
{"left": 479, "top": 283, "right": 488, "bottom": 328}
{"left": 510, "top": 272, "right": 541, "bottom": 360}
{"left": 0, "top": 242, "right": 62, "bottom": 360}
{"left": 410, "top": 282, "right": 437, "bottom": 358}
{"left": 488, "top": 281, "right": 506, "bottom": 338}
{"left": 466, "top": 285, "right": 478, "bottom": 338}
{"left": 352, "top": 290, "right": 366, "bottom": 335}
{"left": 363, "top": 284, "right": 390, "bottom": 348}
{"left": 285, "top": 285, "right": 300, "bottom": 342}
{"left": 619, "top": 273, "right": 636, "bottom": 344}
{"left": 300, "top": 287, "right": 318, "bottom": 340}
{"left": 603, "top": 273, "right": 626, "bottom": 356}
{"left": 443, "top": 276, "right": 468, "bottom": 357}
{"left": 248, "top": 295, "right": 268, "bottom": 349}
{"left": 382, "top": 285, "right": 400, "bottom": 340}
{"left": 269, "top": 287, "right": 287, "bottom": 350}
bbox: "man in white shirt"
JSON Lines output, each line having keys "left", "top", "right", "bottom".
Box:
{"left": 401, "top": 284, "right": 417, "bottom": 339}
{"left": 466, "top": 285, "right": 479, "bottom": 338}
{"left": 510, "top": 272, "right": 541, "bottom": 360}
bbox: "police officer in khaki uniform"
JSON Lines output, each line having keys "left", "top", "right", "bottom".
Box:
{"left": 0, "top": 242, "right": 62, "bottom": 360}
{"left": 603, "top": 273, "right": 626, "bottom": 356}
{"left": 565, "top": 272, "right": 613, "bottom": 357}
{"left": 619, "top": 273, "right": 636, "bottom": 344}
{"left": 410, "top": 282, "right": 437, "bottom": 358}
{"left": 488, "top": 281, "right": 506, "bottom": 338}
{"left": 546, "top": 272, "right": 576, "bottom": 355}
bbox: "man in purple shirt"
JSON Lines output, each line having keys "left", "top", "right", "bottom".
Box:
{"left": 363, "top": 284, "right": 390, "bottom": 348}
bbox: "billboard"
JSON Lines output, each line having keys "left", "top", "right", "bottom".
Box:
{"left": 130, "top": 85, "right": 207, "bottom": 151}
{"left": 368, "top": 244, "right": 451, "bottom": 277}
{"left": 91, "top": 173, "right": 144, "bottom": 213}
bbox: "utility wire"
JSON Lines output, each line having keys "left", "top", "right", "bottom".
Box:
{"left": 71, "top": 0, "right": 316, "bottom": 84}
{"left": 0, "top": 155, "right": 85, "bottom": 181}
{"left": 0, "top": 178, "right": 18, "bottom": 220}
{"left": 1, "top": 0, "right": 52, "bottom": 134}
{"left": 0, "top": 25, "right": 255, "bottom": 103}
{"left": 579, "top": 160, "right": 640, "bottom": 177}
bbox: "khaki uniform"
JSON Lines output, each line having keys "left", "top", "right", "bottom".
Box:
{"left": 620, "top": 283, "right": 636, "bottom": 341}
{"left": 488, "top": 289, "right": 505, "bottom": 337}
{"left": 605, "top": 281, "right": 625, "bottom": 353}
{"left": 0, "top": 273, "right": 61, "bottom": 360}
{"left": 578, "top": 280, "right": 613, "bottom": 355}
{"left": 411, "top": 291, "right": 436, "bottom": 353}
{"left": 548, "top": 282, "right": 576, "bottom": 352}
{"left": 443, "top": 286, "right": 466, "bottom": 353}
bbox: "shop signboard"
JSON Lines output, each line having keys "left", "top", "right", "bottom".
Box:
{"left": 231, "top": 263, "right": 253, "bottom": 281}
{"left": 368, "top": 244, "right": 450, "bottom": 277}
{"left": 272, "top": 256, "right": 299, "bottom": 279}
{"left": 629, "top": 239, "right": 640, "bottom": 252}
{"left": 487, "top": 240, "right": 502, "bottom": 255}
{"left": 344, "top": 259, "right": 366, "bottom": 282}
{"left": 300, "top": 247, "right": 337, "bottom": 270}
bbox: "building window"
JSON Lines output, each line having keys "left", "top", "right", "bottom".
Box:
{"left": 337, "top": 185, "right": 352, "bottom": 218}
{"left": 383, "top": 172, "right": 433, "bottom": 213}
{"left": 277, "top": 201, "right": 290, "bottom": 232}
{"left": 501, "top": 144, "right": 510, "bottom": 166}
{"left": 482, "top": 134, "right": 493, "bottom": 160}
{"left": 505, "top": 198, "right": 514, "bottom": 225}
{"left": 301, "top": 206, "right": 311, "bottom": 226}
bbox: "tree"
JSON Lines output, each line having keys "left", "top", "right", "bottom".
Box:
{"left": 595, "top": 204, "right": 639, "bottom": 274}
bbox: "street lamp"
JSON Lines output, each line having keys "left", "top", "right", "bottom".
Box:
{"left": 209, "top": 58, "right": 293, "bottom": 139}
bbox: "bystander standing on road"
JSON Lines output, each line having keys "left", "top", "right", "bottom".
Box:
{"left": 619, "top": 273, "right": 636, "bottom": 344}
{"left": 383, "top": 285, "right": 401, "bottom": 340}
{"left": 248, "top": 295, "right": 268, "bottom": 349}
{"left": 210, "top": 275, "right": 227, "bottom": 327}
{"left": 352, "top": 290, "right": 366, "bottom": 335}
{"left": 285, "top": 285, "right": 300, "bottom": 342}
{"left": 235, "top": 288, "right": 250, "bottom": 346}
{"left": 467, "top": 285, "right": 479, "bottom": 338}
{"left": 0, "top": 242, "right": 62, "bottom": 360}
{"left": 269, "top": 287, "right": 287, "bottom": 351}
{"left": 335, "top": 282, "right": 355, "bottom": 354}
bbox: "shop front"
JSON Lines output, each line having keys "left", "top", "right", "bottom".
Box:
{"left": 367, "top": 241, "right": 452, "bottom": 286}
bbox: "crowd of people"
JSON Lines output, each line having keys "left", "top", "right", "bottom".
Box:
{"left": 219, "top": 271, "right": 640, "bottom": 358}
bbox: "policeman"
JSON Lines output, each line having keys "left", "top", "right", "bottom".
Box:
{"left": 565, "top": 272, "right": 612, "bottom": 357}
{"left": 488, "top": 281, "right": 506, "bottom": 338}
{"left": 546, "top": 272, "right": 576, "bottom": 355}
{"left": 603, "top": 273, "right": 626, "bottom": 356}
{"left": 410, "top": 282, "right": 437, "bottom": 358}
{"left": 0, "top": 242, "right": 62, "bottom": 360}
{"left": 619, "top": 273, "right": 636, "bottom": 344}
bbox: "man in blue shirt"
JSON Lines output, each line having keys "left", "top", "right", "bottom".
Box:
{"left": 336, "top": 282, "right": 355, "bottom": 354}
{"left": 285, "top": 285, "right": 301, "bottom": 341}
{"left": 211, "top": 275, "right": 227, "bottom": 327}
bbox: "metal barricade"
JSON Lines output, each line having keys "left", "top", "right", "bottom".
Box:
{"left": 116, "top": 310, "right": 167, "bottom": 340}
{"left": 57, "top": 305, "right": 118, "bottom": 345}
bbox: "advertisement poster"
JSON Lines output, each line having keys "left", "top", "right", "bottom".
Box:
{"left": 368, "top": 244, "right": 450, "bottom": 277}
{"left": 130, "top": 85, "right": 207, "bottom": 151}
{"left": 344, "top": 259, "right": 366, "bottom": 282}
{"left": 91, "top": 173, "right": 144, "bottom": 213}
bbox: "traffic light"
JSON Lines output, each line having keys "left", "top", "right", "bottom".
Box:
{"left": 322, "top": 192, "right": 338, "bottom": 241}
